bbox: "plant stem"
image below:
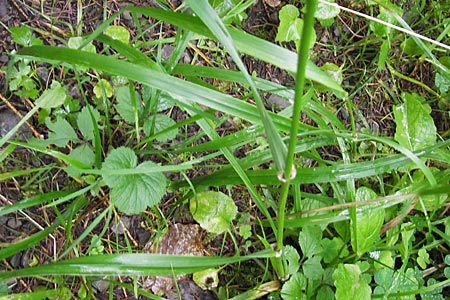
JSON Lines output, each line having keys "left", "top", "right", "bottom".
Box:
{"left": 275, "top": 0, "right": 318, "bottom": 279}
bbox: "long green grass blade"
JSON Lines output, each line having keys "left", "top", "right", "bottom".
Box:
{"left": 0, "top": 250, "right": 275, "bottom": 280}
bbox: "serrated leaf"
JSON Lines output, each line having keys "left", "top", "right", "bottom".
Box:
{"left": 190, "top": 191, "right": 237, "bottom": 234}
{"left": 143, "top": 114, "right": 178, "bottom": 142}
{"left": 105, "top": 25, "right": 130, "bottom": 45}
{"left": 68, "top": 37, "right": 96, "bottom": 53}
{"left": 283, "top": 245, "right": 300, "bottom": 276}
{"left": 275, "top": 5, "right": 316, "bottom": 50}
{"left": 115, "top": 86, "right": 143, "bottom": 123}
{"left": 35, "top": 81, "right": 67, "bottom": 109}
{"left": 93, "top": 79, "right": 113, "bottom": 99}
{"left": 45, "top": 116, "right": 79, "bottom": 147}
{"left": 321, "top": 237, "right": 346, "bottom": 263}
{"left": 298, "top": 225, "right": 323, "bottom": 258}
{"left": 281, "top": 272, "right": 307, "bottom": 300}
{"left": 102, "top": 147, "right": 167, "bottom": 214}
{"left": 333, "top": 264, "right": 371, "bottom": 300}
{"left": 394, "top": 92, "right": 436, "bottom": 151}
{"left": 77, "top": 105, "right": 100, "bottom": 142}
{"left": 303, "top": 256, "right": 324, "bottom": 281}
{"left": 351, "top": 187, "right": 384, "bottom": 256}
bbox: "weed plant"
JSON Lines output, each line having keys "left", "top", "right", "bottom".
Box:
{"left": 0, "top": 0, "right": 450, "bottom": 299}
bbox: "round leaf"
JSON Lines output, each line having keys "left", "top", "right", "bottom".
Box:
{"left": 105, "top": 25, "right": 130, "bottom": 45}
{"left": 190, "top": 191, "right": 237, "bottom": 234}
{"left": 102, "top": 147, "right": 167, "bottom": 214}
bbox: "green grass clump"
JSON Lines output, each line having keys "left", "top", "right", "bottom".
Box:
{"left": 1, "top": 0, "right": 449, "bottom": 299}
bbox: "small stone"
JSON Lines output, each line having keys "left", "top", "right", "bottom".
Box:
{"left": 7, "top": 218, "right": 22, "bottom": 229}
{"left": 110, "top": 216, "right": 130, "bottom": 235}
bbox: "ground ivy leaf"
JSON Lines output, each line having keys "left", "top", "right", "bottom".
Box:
{"left": 394, "top": 92, "right": 436, "bottom": 152}
{"left": 275, "top": 4, "right": 316, "bottom": 50}
{"left": 298, "top": 225, "right": 323, "bottom": 258}
{"left": 435, "top": 72, "right": 450, "bottom": 94}
{"left": 190, "top": 191, "right": 237, "bottom": 234}
{"left": 93, "top": 79, "right": 113, "bottom": 99}
{"left": 333, "top": 264, "right": 371, "bottom": 300}
{"left": 77, "top": 105, "right": 100, "bottom": 142}
{"left": 105, "top": 25, "right": 130, "bottom": 45}
{"left": 66, "top": 144, "right": 95, "bottom": 177}
{"left": 283, "top": 245, "right": 300, "bottom": 276}
{"left": 281, "top": 272, "right": 307, "bottom": 300}
{"left": 68, "top": 36, "right": 96, "bottom": 53}
{"left": 303, "top": 256, "right": 324, "bottom": 281}
{"left": 115, "top": 86, "right": 143, "bottom": 123}
{"left": 143, "top": 114, "right": 178, "bottom": 142}
{"left": 102, "top": 147, "right": 166, "bottom": 214}
{"left": 36, "top": 81, "right": 67, "bottom": 109}
{"left": 45, "top": 116, "right": 79, "bottom": 147}
{"left": 315, "top": 1, "right": 340, "bottom": 23}
{"left": 351, "top": 187, "right": 384, "bottom": 256}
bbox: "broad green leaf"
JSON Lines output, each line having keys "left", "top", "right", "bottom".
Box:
{"left": 303, "top": 256, "right": 324, "bottom": 281}
{"left": 298, "top": 225, "right": 323, "bottom": 258}
{"left": 105, "top": 25, "right": 130, "bottom": 44}
{"left": 374, "top": 267, "right": 419, "bottom": 298}
{"left": 394, "top": 92, "right": 436, "bottom": 152}
{"left": 10, "top": 26, "right": 42, "bottom": 47}
{"left": 66, "top": 144, "right": 95, "bottom": 177}
{"left": 315, "top": 1, "right": 340, "bottom": 27}
{"left": 93, "top": 79, "right": 113, "bottom": 99}
{"left": 321, "top": 62, "right": 343, "bottom": 85}
{"left": 402, "top": 37, "right": 425, "bottom": 56}
{"left": 351, "top": 187, "right": 384, "bottom": 256}
{"left": 115, "top": 85, "right": 143, "bottom": 123}
{"left": 276, "top": 5, "right": 316, "bottom": 50}
{"left": 77, "top": 105, "right": 100, "bottom": 142}
{"left": 68, "top": 37, "right": 96, "bottom": 53}
{"left": 417, "top": 248, "right": 430, "bottom": 269}
{"left": 143, "top": 114, "right": 178, "bottom": 142}
{"left": 190, "top": 191, "right": 237, "bottom": 234}
{"left": 316, "top": 285, "right": 334, "bottom": 300}
{"left": 193, "top": 268, "right": 219, "bottom": 290}
{"left": 283, "top": 245, "right": 300, "bottom": 276}
{"left": 333, "top": 264, "right": 371, "bottom": 300}
{"left": 435, "top": 72, "right": 450, "bottom": 94}
{"left": 102, "top": 147, "right": 167, "bottom": 214}
{"left": 35, "top": 81, "right": 67, "bottom": 109}
{"left": 45, "top": 116, "right": 79, "bottom": 147}
{"left": 281, "top": 272, "right": 307, "bottom": 300}
{"left": 320, "top": 237, "right": 347, "bottom": 263}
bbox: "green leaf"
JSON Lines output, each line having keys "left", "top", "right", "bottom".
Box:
{"left": 333, "top": 264, "right": 371, "bottom": 300}
{"left": 283, "top": 245, "right": 300, "bottom": 276}
{"left": 315, "top": 1, "right": 340, "bottom": 26}
{"left": 303, "top": 256, "right": 324, "bottom": 281}
{"left": 10, "top": 26, "right": 42, "bottom": 47}
{"left": 35, "top": 81, "right": 67, "bottom": 109}
{"left": 115, "top": 85, "right": 143, "bottom": 123}
{"left": 0, "top": 250, "right": 275, "bottom": 280}
{"left": 276, "top": 5, "right": 316, "bottom": 50}
{"left": 45, "top": 116, "right": 79, "bottom": 147}
{"left": 143, "top": 114, "right": 178, "bottom": 142}
{"left": 66, "top": 144, "right": 95, "bottom": 177}
{"left": 394, "top": 92, "right": 436, "bottom": 152}
{"left": 435, "top": 72, "right": 450, "bottom": 94}
{"left": 77, "top": 105, "right": 101, "bottom": 142}
{"left": 102, "top": 147, "right": 167, "bottom": 214}
{"left": 417, "top": 248, "right": 430, "bottom": 269}
{"left": 298, "top": 225, "right": 323, "bottom": 258}
{"left": 104, "top": 25, "right": 130, "bottom": 44}
{"left": 190, "top": 191, "right": 237, "bottom": 234}
{"left": 93, "top": 78, "right": 113, "bottom": 99}
{"left": 316, "top": 285, "right": 334, "bottom": 300}
{"left": 193, "top": 268, "right": 219, "bottom": 290}
{"left": 351, "top": 187, "right": 384, "bottom": 256}
{"left": 281, "top": 272, "right": 307, "bottom": 300}
{"left": 68, "top": 37, "right": 96, "bottom": 53}
{"left": 320, "top": 237, "right": 347, "bottom": 263}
